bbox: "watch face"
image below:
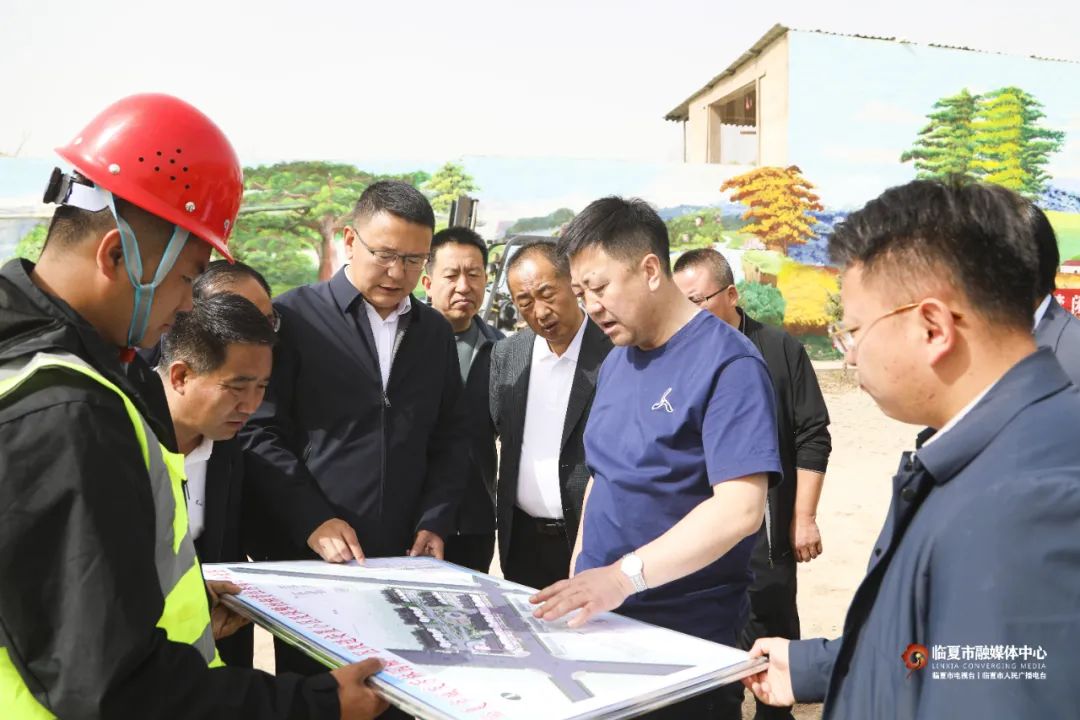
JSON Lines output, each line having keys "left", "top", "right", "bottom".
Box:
{"left": 622, "top": 554, "right": 643, "bottom": 575}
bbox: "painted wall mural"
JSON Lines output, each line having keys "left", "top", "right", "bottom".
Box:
{"left": 3, "top": 32, "right": 1080, "bottom": 357}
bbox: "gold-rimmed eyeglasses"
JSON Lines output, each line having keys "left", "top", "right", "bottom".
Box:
{"left": 828, "top": 302, "right": 964, "bottom": 355}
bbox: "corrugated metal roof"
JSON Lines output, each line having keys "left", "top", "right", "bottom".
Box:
{"left": 664, "top": 24, "right": 1079, "bottom": 121}
{"left": 664, "top": 23, "right": 789, "bottom": 122}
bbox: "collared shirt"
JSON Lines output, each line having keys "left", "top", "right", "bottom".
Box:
{"left": 1034, "top": 293, "right": 1052, "bottom": 330}
{"left": 183, "top": 436, "right": 215, "bottom": 541}
{"left": 516, "top": 314, "right": 587, "bottom": 519}
{"left": 364, "top": 295, "right": 412, "bottom": 390}
{"left": 455, "top": 321, "right": 481, "bottom": 384}
{"left": 920, "top": 380, "right": 997, "bottom": 448}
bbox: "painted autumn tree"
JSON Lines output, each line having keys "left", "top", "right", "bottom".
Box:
{"left": 720, "top": 165, "right": 824, "bottom": 254}
{"left": 900, "top": 88, "right": 978, "bottom": 180}
{"left": 901, "top": 86, "right": 1064, "bottom": 198}
{"left": 422, "top": 161, "right": 479, "bottom": 214}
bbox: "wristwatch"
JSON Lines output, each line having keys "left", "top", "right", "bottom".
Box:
{"left": 619, "top": 553, "right": 648, "bottom": 593}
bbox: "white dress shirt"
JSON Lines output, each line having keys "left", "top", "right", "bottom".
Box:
{"left": 183, "top": 436, "right": 215, "bottom": 541}
{"left": 364, "top": 296, "right": 412, "bottom": 389}
{"left": 1034, "top": 294, "right": 1052, "bottom": 330}
{"left": 516, "top": 315, "right": 588, "bottom": 519}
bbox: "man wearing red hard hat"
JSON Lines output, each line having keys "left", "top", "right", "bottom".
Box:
{"left": 0, "top": 94, "right": 387, "bottom": 719}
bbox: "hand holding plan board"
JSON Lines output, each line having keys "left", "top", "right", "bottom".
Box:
{"left": 204, "top": 557, "right": 767, "bottom": 720}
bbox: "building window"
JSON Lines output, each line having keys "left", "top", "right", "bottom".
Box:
{"left": 707, "top": 82, "right": 758, "bottom": 165}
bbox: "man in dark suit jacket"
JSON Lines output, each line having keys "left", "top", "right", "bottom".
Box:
{"left": 421, "top": 227, "right": 504, "bottom": 572}
{"left": 242, "top": 183, "right": 468, "bottom": 696}
{"left": 490, "top": 240, "right": 612, "bottom": 589}
{"left": 745, "top": 181, "right": 1080, "bottom": 718}
{"left": 148, "top": 260, "right": 352, "bottom": 558}
{"left": 1030, "top": 204, "right": 1080, "bottom": 385}
{"left": 158, "top": 294, "right": 279, "bottom": 667}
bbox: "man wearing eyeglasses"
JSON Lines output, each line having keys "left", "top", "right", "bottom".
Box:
{"left": 743, "top": 181, "right": 1080, "bottom": 718}
{"left": 243, "top": 182, "right": 468, "bottom": 696}
{"left": 674, "top": 248, "right": 830, "bottom": 720}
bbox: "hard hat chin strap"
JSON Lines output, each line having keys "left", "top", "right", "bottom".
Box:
{"left": 105, "top": 192, "right": 190, "bottom": 349}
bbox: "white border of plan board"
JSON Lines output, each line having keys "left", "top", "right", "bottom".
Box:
{"left": 204, "top": 558, "right": 767, "bottom": 720}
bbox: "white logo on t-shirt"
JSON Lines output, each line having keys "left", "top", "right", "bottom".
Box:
{"left": 651, "top": 387, "right": 674, "bottom": 413}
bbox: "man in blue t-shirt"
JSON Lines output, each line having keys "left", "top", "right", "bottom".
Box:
{"left": 533, "top": 196, "right": 782, "bottom": 720}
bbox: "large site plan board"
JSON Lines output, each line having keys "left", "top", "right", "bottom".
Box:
{"left": 204, "top": 558, "right": 766, "bottom": 720}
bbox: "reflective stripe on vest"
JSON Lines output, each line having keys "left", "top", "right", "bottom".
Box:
{"left": 0, "top": 351, "right": 221, "bottom": 718}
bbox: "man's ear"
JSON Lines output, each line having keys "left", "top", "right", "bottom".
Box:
{"left": 167, "top": 361, "right": 193, "bottom": 394}
{"left": 95, "top": 228, "right": 126, "bottom": 281}
{"left": 918, "top": 298, "right": 958, "bottom": 366}
{"left": 642, "top": 254, "right": 664, "bottom": 291}
{"left": 342, "top": 225, "right": 357, "bottom": 262}
{"left": 421, "top": 274, "right": 432, "bottom": 292}
{"left": 727, "top": 284, "right": 740, "bottom": 307}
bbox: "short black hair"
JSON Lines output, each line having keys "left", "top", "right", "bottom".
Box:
{"left": 1029, "top": 203, "right": 1059, "bottom": 299}
{"left": 673, "top": 247, "right": 735, "bottom": 288}
{"left": 828, "top": 180, "right": 1037, "bottom": 330}
{"left": 506, "top": 239, "right": 566, "bottom": 283}
{"left": 556, "top": 196, "right": 671, "bottom": 276}
{"left": 353, "top": 180, "right": 435, "bottom": 230}
{"left": 429, "top": 227, "right": 488, "bottom": 272}
{"left": 160, "top": 293, "right": 277, "bottom": 374}
{"left": 194, "top": 259, "right": 273, "bottom": 301}
{"left": 42, "top": 205, "right": 115, "bottom": 252}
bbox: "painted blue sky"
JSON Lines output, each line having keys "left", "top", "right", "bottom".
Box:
{"left": 788, "top": 31, "right": 1080, "bottom": 207}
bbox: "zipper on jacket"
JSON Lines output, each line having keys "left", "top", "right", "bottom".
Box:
{"left": 764, "top": 493, "right": 774, "bottom": 568}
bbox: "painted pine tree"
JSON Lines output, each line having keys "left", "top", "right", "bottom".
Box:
{"left": 900, "top": 88, "right": 978, "bottom": 180}
{"left": 970, "top": 87, "right": 1027, "bottom": 191}
{"left": 1015, "top": 90, "right": 1066, "bottom": 197}
{"left": 902, "top": 86, "right": 1064, "bottom": 198}
{"left": 720, "top": 166, "right": 823, "bottom": 254}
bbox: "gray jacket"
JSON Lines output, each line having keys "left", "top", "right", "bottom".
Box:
{"left": 789, "top": 348, "right": 1080, "bottom": 718}
{"left": 1035, "top": 296, "right": 1080, "bottom": 386}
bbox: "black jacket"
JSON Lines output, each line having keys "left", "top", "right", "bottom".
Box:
{"left": 0, "top": 259, "right": 339, "bottom": 719}
{"left": 490, "top": 317, "right": 612, "bottom": 563}
{"left": 243, "top": 268, "right": 468, "bottom": 558}
{"left": 741, "top": 310, "right": 832, "bottom": 563}
{"left": 453, "top": 316, "right": 504, "bottom": 536}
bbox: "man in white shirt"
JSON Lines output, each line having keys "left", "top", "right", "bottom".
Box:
{"left": 158, "top": 292, "right": 276, "bottom": 665}
{"left": 490, "top": 241, "right": 612, "bottom": 589}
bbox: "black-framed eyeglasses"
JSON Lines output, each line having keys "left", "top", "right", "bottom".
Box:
{"left": 689, "top": 285, "right": 732, "bottom": 306}
{"left": 349, "top": 227, "right": 430, "bottom": 269}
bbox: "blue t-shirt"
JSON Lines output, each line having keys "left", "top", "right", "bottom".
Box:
{"left": 576, "top": 310, "right": 781, "bottom": 643}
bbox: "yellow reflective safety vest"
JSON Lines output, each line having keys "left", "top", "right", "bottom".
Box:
{"left": 0, "top": 351, "right": 222, "bottom": 719}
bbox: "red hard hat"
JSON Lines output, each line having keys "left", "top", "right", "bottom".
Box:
{"left": 56, "top": 93, "right": 242, "bottom": 261}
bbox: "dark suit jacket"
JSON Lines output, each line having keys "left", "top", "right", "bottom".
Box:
{"left": 741, "top": 310, "right": 831, "bottom": 562}
{"left": 1035, "top": 296, "right": 1080, "bottom": 386}
{"left": 191, "top": 437, "right": 254, "bottom": 668}
{"left": 243, "top": 269, "right": 468, "bottom": 558}
{"left": 490, "top": 317, "right": 612, "bottom": 565}
{"left": 193, "top": 437, "right": 246, "bottom": 565}
{"left": 788, "top": 349, "right": 1080, "bottom": 718}
{"left": 454, "top": 317, "right": 505, "bottom": 536}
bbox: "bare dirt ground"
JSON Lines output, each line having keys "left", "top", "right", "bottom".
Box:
{"left": 253, "top": 367, "right": 916, "bottom": 719}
